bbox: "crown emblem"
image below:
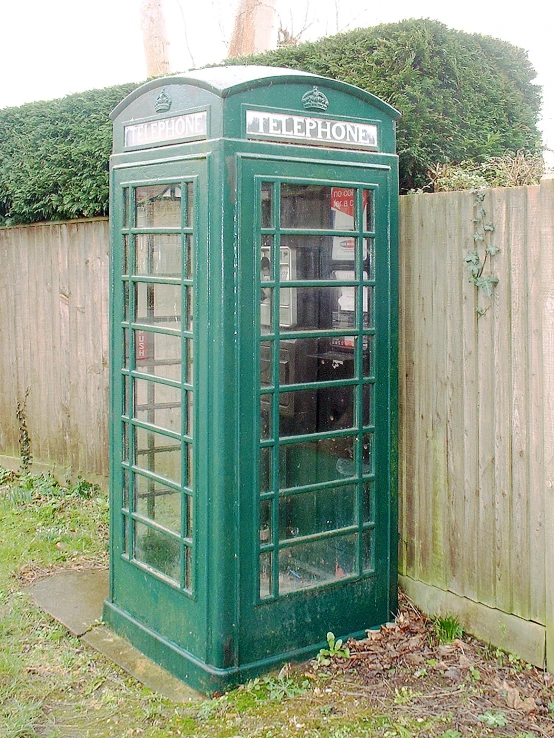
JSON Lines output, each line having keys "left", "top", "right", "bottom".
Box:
{"left": 302, "top": 86, "right": 329, "bottom": 111}
{"left": 154, "top": 88, "right": 172, "bottom": 113}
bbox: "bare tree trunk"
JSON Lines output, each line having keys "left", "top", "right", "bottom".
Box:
{"left": 228, "top": 0, "right": 278, "bottom": 58}
{"left": 140, "top": 0, "right": 171, "bottom": 77}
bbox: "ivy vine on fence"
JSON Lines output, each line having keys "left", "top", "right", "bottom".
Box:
{"left": 463, "top": 190, "right": 500, "bottom": 316}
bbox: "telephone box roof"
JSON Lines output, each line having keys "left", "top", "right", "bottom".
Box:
{"left": 111, "top": 65, "right": 400, "bottom": 121}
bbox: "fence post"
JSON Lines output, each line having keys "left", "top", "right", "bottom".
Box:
{"left": 542, "top": 175, "right": 554, "bottom": 672}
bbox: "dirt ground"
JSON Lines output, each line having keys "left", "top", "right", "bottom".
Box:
{"left": 324, "top": 593, "right": 554, "bottom": 737}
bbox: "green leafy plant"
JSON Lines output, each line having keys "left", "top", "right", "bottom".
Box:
{"left": 245, "top": 669, "right": 309, "bottom": 701}
{"left": 440, "top": 731, "right": 462, "bottom": 738}
{"left": 16, "top": 388, "right": 32, "bottom": 473}
{"left": 464, "top": 190, "right": 500, "bottom": 315}
{"left": 432, "top": 614, "right": 463, "bottom": 644}
{"left": 316, "top": 631, "right": 351, "bottom": 665}
{"left": 478, "top": 711, "right": 508, "bottom": 727}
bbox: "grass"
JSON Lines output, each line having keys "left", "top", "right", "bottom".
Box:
{"left": 0, "top": 465, "right": 551, "bottom": 738}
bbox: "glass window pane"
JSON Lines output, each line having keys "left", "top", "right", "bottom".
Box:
{"left": 260, "top": 447, "right": 272, "bottom": 493}
{"left": 279, "top": 387, "right": 355, "bottom": 437}
{"left": 279, "top": 437, "right": 356, "bottom": 489}
{"left": 185, "top": 234, "right": 193, "bottom": 280}
{"left": 122, "top": 188, "right": 129, "bottom": 228}
{"left": 135, "top": 234, "right": 181, "bottom": 277}
{"left": 278, "top": 534, "right": 356, "bottom": 593}
{"left": 134, "top": 522, "right": 180, "bottom": 582}
{"left": 184, "top": 494, "right": 193, "bottom": 539}
{"left": 362, "top": 529, "right": 375, "bottom": 572}
{"left": 134, "top": 378, "right": 181, "bottom": 432}
{"left": 330, "top": 187, "right": 356, "bottom": 231}
{"left": 364, "top": 285, "right": 374, "bottom": 329}
{"left": 362, "top": 384, "right": 373, "bottom": 427}
{"left": 135, "top": 427, "right": 181, "bottom": 485}
{"left": 260, "top": 394, "right": 272, "bottom": 440}
{"left": 279, "top": 286, "right": 365, "bottom": 332}
{"left": 281, "top": 184, "right": 332, "bottom": 229}
{"left": 279, "top": 237, "right": 333, "bottom": 281}
{"left": 135, "top": 184, "right": 181, "bottom": 228}
{"left": 363, "top": 189, "right": 375, "bottom": 232}
{"left": 259, "top": 500, "right": 272, "bottom": 542}
{"left": 183, "top": 182, "right": 193, "bottom": 229}
{"left": 260, "top": 552, "right": 272, "bottom": 599}
{"left": 276, "top": 338, "right": 356, "bottom": 384}
{"left": 186, "top": 287, "right": 193, "bottom": 332}
{"left": 135, "top": 331, "right": 181, "bottom": 381}
{"left": 362, "top": 432, "right": 374, "bottom": 476}
{"left": 279, "top": 485, "right": 356, "bottom": 539}
{"left": 135, "top": 283, "right": 181, "bottom": 328}
{"left": 363, "top": 238, "right": 375, "bottom": 281}
{"left": 134, "top": 473, "right": 181, "bottom": 534}
{"left": 123, "top": 235, "right": 129, "bottom": 275}
{"left": 362, "top": 481, "right": 375, "bottom": 524}
{"left": 362, "top": 335, "right": 374, "bottom": 378}
{"left": 260, "top": 341, "right": 273, "bottom": 386}
{"left": 261, "top": 183, "right": 273, "bottom": 228}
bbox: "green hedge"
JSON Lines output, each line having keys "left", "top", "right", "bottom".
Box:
{"left": 0, "top": 19, "right": 542, "bottom": 225}
{"left": 0, "top": 84, "right": 138, "bottom": 226}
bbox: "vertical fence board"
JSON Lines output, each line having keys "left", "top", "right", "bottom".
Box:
{"left": 490, "top": 189, "right": 513, "bottom": 614}
{"left": 508, "top": 189, "right": 531, "bottom": 621}
{"left": 475, "top": 190, "right": 497, "bottom": 608}
{"left": 445, "top": 192, "right": 466, "bottom": 594}
{"left": 525, "top": 185, "right": 546, "bottom": 625}
{"left": 541, "top": 177, "right": 554, "bottom": 668}
{"left": 460, "top": 191, "right": 479, "bottom": 603}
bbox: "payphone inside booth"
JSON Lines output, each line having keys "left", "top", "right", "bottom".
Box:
{"left": 105, "top": 66, "right": 399, "bottom": 694}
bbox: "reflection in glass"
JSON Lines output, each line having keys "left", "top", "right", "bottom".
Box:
{"left": 261, "top": 183, "right": 273, "bottom": 228}
{"left": 134, "top": 378, "right": 181, "bottom": 433}
{"left": 134, "top": 474, "right": 181, "bottom": 534}
{"left": 279, "top": 485, "right": 356, "bottom": 539}
{"left": 259, "top": 552, "right": 272, "bottom": 599}
{"left": 363, "top": 189, "right": 375, "bottom": 232}
{"left": 135, "top": 427, "right": 181, "bottom": 485}
{"left": 362, "top": 384, "right": 373, "bottom": 427}
{"left": 279, "top": 387, "right": 355, "bottom": 437}
{"left": 135, "top": 234, "right": 181, "bottom": 277}
{"left": 260, "top": 394, "right": 273, "bottom": 439}
{"left": 134, "top": 521, "right": 180, "bottom": 582}
{"left": 278, "top": 534, "right": 356, "bottom": 592}
{"left": 362, "top": 481, "right": 375, "bottom": 524}
{"left": 135, "top": 184, "right": 181, "bottom": 228}
{"left": 279, "top": 437, "right": 356, "bottom": 489}
{"left": 259, "top": 447, "right": 272, "bottom": 493}
{"left": 363, "top": 238, "right": 375, "bottom": 281}
{"left": 362, "top": 529, "right": 374, "bottom": 572}
{"left": 134, "top": 331, "right": 181, "bottom": 381}
{"left": 259, "top": 500, "right": 271, "bottom": 541}
{"left": 362, "top": 432, "right": 374, "bottom": 475}
{"left": 362, "top": 335, "right": 374, "bottom": 378}
{"left": 135, "top": 283, "right": 181, "bottom": 328}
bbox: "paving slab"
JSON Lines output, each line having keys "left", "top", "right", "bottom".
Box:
{"left": 27, "top": 568, "right": 202, "bottom": 702}
{"left": 27, "top": 568, "right": 108, "bottom": 636}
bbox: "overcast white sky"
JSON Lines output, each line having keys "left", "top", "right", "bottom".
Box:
{"left": 1, "top": 0, "right": 553, "bottom": 161}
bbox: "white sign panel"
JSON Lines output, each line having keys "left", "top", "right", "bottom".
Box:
{"left": 246, "top": 109, "right": 378, "bottom": 150}
{"left": 125, "top": 111, "right": 207, "bottom": 148}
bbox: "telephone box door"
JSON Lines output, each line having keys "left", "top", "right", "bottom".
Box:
{"left": 238, "top": 156, "right": 397, "bottom": 664}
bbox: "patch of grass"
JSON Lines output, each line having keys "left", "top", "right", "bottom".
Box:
{"left": 432, "top": 614, "right": 463, "bottom": 644}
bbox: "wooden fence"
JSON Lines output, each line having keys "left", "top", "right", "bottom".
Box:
{"left": 0, "top": 218, "right": 110, "bottom": 477}
{"left": 399, "top": 177, "right": 554, "bottom": 669}
{"left": 0, "top": 180, "right": 552, "bottom": 668}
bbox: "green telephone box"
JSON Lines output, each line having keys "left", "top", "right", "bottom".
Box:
{"left": 105, "top": 66, "right": 399, "bottom": 694}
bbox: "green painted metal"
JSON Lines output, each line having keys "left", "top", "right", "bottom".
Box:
{"left": 105, "top": 66, "right": 399, "bottom": 694}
